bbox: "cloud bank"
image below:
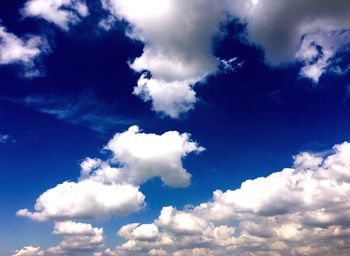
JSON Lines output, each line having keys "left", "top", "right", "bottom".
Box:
{"left": 103, "top": 141, "right": 350, "bottom": 256}
{"left": 17, "top": 125, "right": 203, "bottom": 221}
{"left": 15, "top": 141, "right": 350, "bottom": 255}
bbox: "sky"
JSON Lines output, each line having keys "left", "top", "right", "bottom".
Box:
{"left": 1, "top": 0, "right": 350, "bottom": 255}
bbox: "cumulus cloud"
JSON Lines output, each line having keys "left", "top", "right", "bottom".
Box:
{"left": 101, "top": 0, "right": 232, "bottom": 118}
{"left": 13, "top": 222, "right": 104, "bottom": 256}
{"left": 103, "top": 141, "right": 350, "bottom": 256}
{"left": 105, "top": 125, "right": 204, "bottom": 187}
{"left": 100, "top": 0, "right": 350, "bottom": 116}
{"left": 12, "top": 246, "right": 44, "bottom": 256}
{"left": 0, "top": 24, "right": 48, "bottom": 78}
{"left": 226, "top": 0, "right": 350, "bottom": 82}
{"left": 22, "top": 0, "right": 89, "bottom": 30}
{"left": 17, "top": 126, "right": 203, "bottom": 221}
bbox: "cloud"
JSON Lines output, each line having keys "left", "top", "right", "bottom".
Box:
{"left": 12, "top": 247, "right": 44, "bottom": 256}
{"left": 105, "top": 125, "right": 205, "bottom": 187}
{"left": 0, "top": 133, "right": 15, "bottom": 144}
{"left": 103, "top": 141, "right": 350, "bottom": 256}
{"left": 226, "top": 0, "right": 350, "bottom": 82}
{"left": 100, "top": 0, "right": 350, "bottom": 116}
{"left": 4, "top": 92, "right": 135, "bottom": 133}
{"left": 0, "top": 24, "right": 49, "bottom": 78}
{"left": 13, "top": 222, "right": 104, "bottom": 256}
{"left": 17, "top": 181, "right": 145, "bottom": 221}
{"left": 22, "top": 0, "right": 89, "bottom": 30}
{"left": 101, "top": 0, "right": 233, "bottom": 118}
{"left": 17, "top": 125, "right": 203, "bottom": 221}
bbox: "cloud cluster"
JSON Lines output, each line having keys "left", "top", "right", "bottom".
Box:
{"left": 17, "top": 125, "right": 203, "bottom": 221}
{"left": 0, "top": 24, "right": 48, "bottom": 78}
{"left": 101, "top": 141, "right": 350, "bottom": 256}
{"left": 99, "top": 0, "right": 350, "bottom": 116}
{"left": 12, "top": 221, "right": 104, "bottom": 256}
{"left": 22, "top": 0, "right": 89, "bottom": 30}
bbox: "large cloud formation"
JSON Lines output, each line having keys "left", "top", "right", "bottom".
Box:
{"left": 101, "top": 141, "right": 350, "bottom": 256}
{"left": 17, "top": 125, "right": 203, "bottom": 221}
{"left": 15, "top": 141, "right": 350, "bottom": 255}
{"left": 0, "top": 23, "right": 48, "bottom": 78}
{"left": 99, "top": 0, "right": 350, "bottom": 117}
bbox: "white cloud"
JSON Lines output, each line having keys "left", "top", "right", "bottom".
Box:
{"left": 103, "top": 141, "right": 350, "bottom": 256}
{"left": 0, "top": 24, "right": 48, "bottom": 78}
{"left": 17, "top": 126, "right": 203, "bottom": 221}
{"left": 23, "top": 0, "right": 89, "bottom": 30}
{"left": 12, "top": 246, "right": 44, "bottom": 256}
{"left": 105, "top": 125, "right": 204, "bottom": 187}
{"left": 47, "top": 221, "right": 104, "bottom": 255}
{"left": 101, "top": 0, "right": 230, "bottom": 118}
{"left": 101, "top": 0, "right": 350, "bottom": 116}
{"left": 17, "top": 178, "right": 145, "bottom": 221}
{"left": 226, "top": 0, "right": 350, "bottom": 82}
{"left": 13, "top": 222, "right": 104, "bottom": 256}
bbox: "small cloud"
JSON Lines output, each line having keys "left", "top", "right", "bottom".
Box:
{"left": 0, "top": 134, "right": 15, "bottom": 144}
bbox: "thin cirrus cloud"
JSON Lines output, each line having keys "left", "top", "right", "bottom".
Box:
{"left": 14, "top": 141, "right": 350, "bottom": 255}
{"left": 0, "top": 23, "right": 49, "bottom": 78}
{"left": 17, "top": 125, "right": 203, "bottom": 221}
{"left": 4, "top": 93, "right": 135, "bottom": 133}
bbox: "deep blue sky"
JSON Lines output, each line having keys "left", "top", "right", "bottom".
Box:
{"left": 1, "top": 0, "right": 350, "bottom": 255}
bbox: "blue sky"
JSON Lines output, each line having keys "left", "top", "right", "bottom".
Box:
{"left": 1, "top": 0, "right": 350, "bottom": 255}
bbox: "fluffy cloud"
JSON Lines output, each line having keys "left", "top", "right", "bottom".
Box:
{"left": 17, "top": 126, "right": 203, "bottom": 221}
{"left": 101, "top": 0, "right": 231, "bottom": 117}
{"left": 103, "top": 141, "right": 350, "bottom": 256}
{"left": 226, "top": 0, "right": 350, "bottom": 82}
{"left": 105, "top": 125, "right": 204, "bottom": 187}
{"left": 0, "top": 24, "right": 48, "bottom": 78}
{"left": 22, "top": 0, "right": 89, "bottom": 30}
{"left": 12, "top": 246, "right": 44, "bottom": 256}
{"left": 100, "top": 0, "right": 350, "bottom": 116}
{"left": 13, "top": 222, "right": 104, "bottom": 256}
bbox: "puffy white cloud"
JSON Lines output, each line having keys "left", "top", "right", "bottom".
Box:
{"left": 14, "top": 222, "right": 104, "bottom": 256}
{"left": 101, "top": 0, "right": 231, "bottom": 117}
{"left": 17, "top": 180, "right": 145, "bottom": 221}
{"left": 23, "top": 0, "right": 89, "bottom": 30}
{"left": 12, "top": 246, "right": 43, "bottom": 256}
{"left": 0, "top": 24, "right": 48, "bottom": 78}
{"left": 17, "top": 126, "right": 203, "bottom": 221}
{"left": 105, "top": 125, "right": 204, "bottom": 187}
{"left": 104, "top": 141, "right": 350, "bottom": 256}
{"left": 47, "top": 221, "right": 104, "bottom": 255}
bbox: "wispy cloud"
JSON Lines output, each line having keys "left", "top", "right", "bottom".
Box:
{"left": 0, "top": 133, "right": 15, "bottom": 144}
{"left": 5, "top": 92, "right": 135, "bottom": 133}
